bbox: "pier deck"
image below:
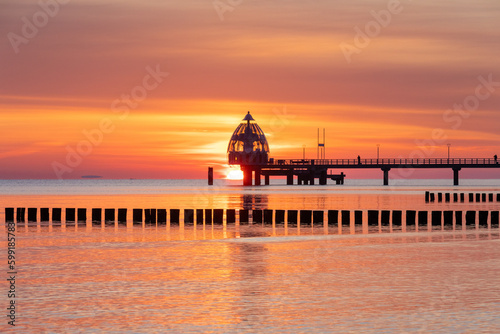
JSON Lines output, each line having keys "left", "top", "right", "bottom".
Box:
{"left": 240, "top": 157, "right": 500, "bottom": 186}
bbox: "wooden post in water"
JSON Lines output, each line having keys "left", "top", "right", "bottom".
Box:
{"left": 392, "top": 211, "right": 402, "bottom": 226}
{"left": 381, "top": 210, "right": 390, "bottom": 226}
{"left": 497, "top": 194, "right": 500, "bottom": 202}
{"left": 313, "top": 211, "right": 324, "bottom": 225}
{"left": 465, "top": 211, "right": 475, "bottom": 226}
{"left": 431, "top": 211, "right": 442, "bottom": 227}
{"left": 460, "top": 193, "right": 465, "bottom": 202}
{"left": 482, "top": 193, "right": 487, "bottom": 202}
{"left": 476, "top": 193, "right": 481, "bottom": 202}
{"left": 5, "top": 208, "right": 15, "bottom": 222}
{"left": 205, "top": 209, "right": 212, "bottom": 225}
{"left": 252, "top": 209, "right": 263, "bottom": 224}
{"left": 453, "top": 193, "right": 458, "bottom": 202}
{"left": 489, "top": 193, "right": 494, "bottom": 202}
{"left": 275, "top": 210, "right": 285, "bottom": 224}
{"left": 239, "top": 209, "right": 249, "bottom": 225}
{"left": 263, "top": 209, "right": 273, "bottom": 224}
{"left": 118, "top": 208, "right": 127, "bottom": 224}
{"left": 469, "top": 193, "right": 474, "bottom": 202}
{"left": 418, "top": 211, "right": 428, "bottom": 226}
{"left": 430, "top": 193, "right": 435, "bottom": 202}
{"left": 425, "top": 191, "right": 430, "bottom": 202}
{"left": 104, "top": 209, "right": 115, "bottom": 222}
{"left": 455, "top": 211, "right": 463, "bottom": 228}
{"left": 133, "top": 209, "right": 142, "bottom": 224}
{"left": 478, "top": 211, "right": 488, "bottom": 227}
{"left": 288, "top": 210, "right": 298, "bottom": 226}
{"left": 445, "top": 193, "right": 450, "bottom": 203}
{"left": 443, "top": 211, "right": 453, "bottom": 226}
{"left": 150, "top": 209, "right": 157, "bottom": 224}
{"left": 213, "top": 209, "right": 224, "bottom": 224}
{"left": 170, "top": 209, "right": 180, "bottom": 225}
{"left": 40, "top": 208, "right": 50, "bottom": 222}
{"left": 208, "top": 167, "right": 213, "bottom": 186}
{"left": 354, "top": 211, "right": 363, "bottom": 225}
{"left": 92, "top": 208, "right": 102, "bottom": 223}
{"left": 66, "top": 208, "right": 76, "bottom": 222}
{"left": 300, "top": 210, "right": 312, "bottom": 226}
{"left": 196, "top": 209, "right": 204, "bottom": 224}
{"left": 226, "top": 209, "right": 236, "bottom": 224}
{"left": 406, "top": 210, "right": 416, "bottom": 226}
{"left": 368, "top": 210, "right": 379, "bottom": 226}
{"left": 437, "top": 193, "right": 443, "bottom": 202}
{"left": 77, "top": 208, "right": 87, "bottom": 222}
{"left": 184, "top": 209, "right": 194, "bottom": 225}
{"left": 27, "top": 208, "right": 37, "bottom": 222}
{"left": 341, "top": 210, "right": 350, "bottom": 226}
{"left": 157, "top": 209, "right": 167, "bottom": 224}
{"left": 17, "top": 208, "right": 26, "bottom": 222}
{"left": 144, "top": 209, "right": 152, "bottom": 224}
{"left": 328, "top": 210, "right": 338, "bottom": 226}
{"left": 491, "top": 211, "right": 499, "bottom": 227}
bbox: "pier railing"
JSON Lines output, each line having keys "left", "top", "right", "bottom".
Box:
{"left": 271, "top": 158, "right": 499, "bottom": 166}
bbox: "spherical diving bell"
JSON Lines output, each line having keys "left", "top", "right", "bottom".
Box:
{"left": 227, "top": 112, "right": 270, "bottom": 165}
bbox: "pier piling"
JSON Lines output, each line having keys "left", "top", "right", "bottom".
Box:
{"left": 455, "top": 211, "right": 463, "bottom": 227}
{"left": 105, "top": 209, "right": 115, "bottom": 222}
{"left": 118, "top": 208, "right": 127, "bottom": 223}
{"left": 445, "top": 193, "right": 450, "bottom": 203}
{"left": 425, "top": 191, "right": 430, "bottom": 202}
{"left": 354, "top": 211, "right": 363, "bottom": 225}
{"left": 469, "top": 193, "right": 474, "bottom": 202}
{"left": 196, "top": 209, "right": 204, "bottom": 224}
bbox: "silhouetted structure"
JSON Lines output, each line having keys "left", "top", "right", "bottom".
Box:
{"left": 225, "top": 112, "right": 500, "bottom": 186}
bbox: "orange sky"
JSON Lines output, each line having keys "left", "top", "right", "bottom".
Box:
{"left": 1, "top": 0, "right": 500, "bottom": 179}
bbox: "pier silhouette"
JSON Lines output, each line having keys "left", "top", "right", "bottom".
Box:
{"left": 224, "top": 112, "right": 500, "bottom": 186}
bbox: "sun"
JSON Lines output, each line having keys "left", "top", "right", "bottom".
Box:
{"left": 226, "top": 168, "right": 244, "bottom": 180}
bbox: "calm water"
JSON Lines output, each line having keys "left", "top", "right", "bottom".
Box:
{"left": 1, "top": 179, "right": 500, "bottom": 333}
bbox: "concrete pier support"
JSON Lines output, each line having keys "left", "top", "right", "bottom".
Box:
{"left": 382, "top": 167, "right": 391, "bottom": 186}
{"left": 254, "top": 168, "right": 261, "bottom": 186}
{"left": 453, "top": 167, "right": 461, "bottom": 186}
{"left": 243, "top": 166, "right": 252, "bottom": 186}
{"left": 265, "top": 174, "right": 270, "bottom": 185}
{"left": 287, "top": 172, "right": 294, "bottom": 185}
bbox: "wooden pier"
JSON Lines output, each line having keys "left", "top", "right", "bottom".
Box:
{"left": 239, "top": 157, "right": 500, "bottom": 186}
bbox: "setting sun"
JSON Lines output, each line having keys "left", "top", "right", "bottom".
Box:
{"left": 226, "top": 168, "right": 244, "bottom": 180}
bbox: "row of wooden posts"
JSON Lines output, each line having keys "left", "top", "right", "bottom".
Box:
{"left": 5, "top": 208, "right": 500, "bottom": 227}
{"left": 425, "top": 192, "right": 500, "bottom": 203}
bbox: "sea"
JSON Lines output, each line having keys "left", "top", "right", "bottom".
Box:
{"left": 1, "top": 179, "right": 499, "bottom": 333}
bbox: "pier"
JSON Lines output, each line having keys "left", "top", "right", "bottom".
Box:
{"left": 224, "top": 112, "right": 500, "bottom": 186}
{"left": 241, "top": 157, "right": 500, "bottom": 186}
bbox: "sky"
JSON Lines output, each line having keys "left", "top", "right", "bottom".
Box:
{"left": 1, "top": 0, "right": 500, "bottom": 179}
